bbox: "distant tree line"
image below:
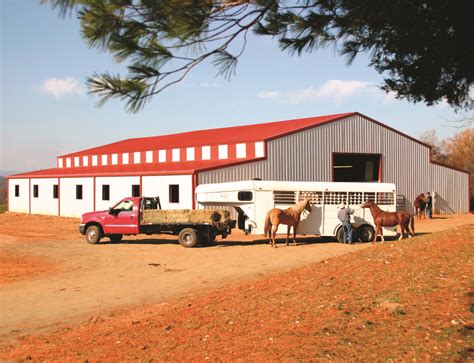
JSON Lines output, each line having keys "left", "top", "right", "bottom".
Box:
{"left": 0, "top": 177, "right": 6, "bottom": 205}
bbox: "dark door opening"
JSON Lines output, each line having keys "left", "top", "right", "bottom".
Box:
{"left": 333, "top": 153, "right": 381, "bottom": 182}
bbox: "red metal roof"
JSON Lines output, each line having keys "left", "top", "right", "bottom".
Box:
{"left": 9, "top": 111, "right": 469, "bottom": 179}
{"left": 8, "top": 158, "right": 254, "bottom": 178}
{"left": 60, "top": 112, "right": 354, "bottom": 157}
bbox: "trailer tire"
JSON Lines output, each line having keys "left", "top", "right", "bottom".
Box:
{"left": 109, "top": 234, "right": 123, "bottom": 243}
{"left": 358, "top": 225, "right": 375, "bottom": 243}
{"left": 336, "top": 227, "right": 345, "bottom": 243}
{"left": 86, "top": 225, "right": 101, "bottom": 244}
{"left": 178, "top": 228, "right": 199, "bottom": 248}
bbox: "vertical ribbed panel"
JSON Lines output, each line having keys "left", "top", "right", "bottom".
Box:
{"left": 198, "top": 115, "right": 469, "bottom": 213}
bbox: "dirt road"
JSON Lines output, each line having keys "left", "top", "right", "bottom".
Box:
{"left": 0, "top": 212, "right": 472, "bottom": 342}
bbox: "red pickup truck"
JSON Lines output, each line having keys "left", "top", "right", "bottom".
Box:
{"left": 79, "top": 197, "right": 235, "bottom": 247}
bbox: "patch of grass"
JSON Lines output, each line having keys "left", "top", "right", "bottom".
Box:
{"left": 387, "top": 296, "right": 401, "bottom": 303}
{"left": 470, "top": 304, "right": 474, "bottom": 314}
{"left": 0, "top": 204, "right": 7, "bottom": 214}
{"left": 394, "top": 307, "right": 407, "bottom": 316}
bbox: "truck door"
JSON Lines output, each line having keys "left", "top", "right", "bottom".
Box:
{"left": 104, "top": 199, "right": 139, "bottom": 235}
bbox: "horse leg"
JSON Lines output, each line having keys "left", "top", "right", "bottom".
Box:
{"left": 271, "top": 224, "right": 278, "bottom": 248}
{"left": 293, "top": 224, "right": 298, "bottom": 246}
{"left": 286, "top": 225, "right": 290, "bottom": 246}
{"left": 404, "top": 225, "right": 410, "bottom": 238}
{"left": 372, "top": 225, "right": 379, "bottom": 244}
{"left": 267, "top": 222, "right": 272, "bottom": 245}
{"left": 378, "top": 225, "right": 385, "bottom": 243}
{"left": 398, "top": 223, "right": 404, "bottom": 240}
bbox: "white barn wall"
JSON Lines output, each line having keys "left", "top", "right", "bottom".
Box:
{"left": 8, "top": 178, "right": 30, "bottom": 213}
{"left": 198, "top": 115, "right": 469, "bottom": 213}
{"left": 60, "top": 177, "right": 94, "bottom": 218}
{"left": 30, "top": 178, "right": 59, "bottom": 215}
{"left": 142, "top": 175, "right": 193, "bottom": 209}
{"left": 95, "top": 176, "right": 140, "bottom": 211}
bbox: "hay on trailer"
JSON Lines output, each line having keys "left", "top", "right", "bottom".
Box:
{"left": 141, "top": 209, "right": 231, "bottom": 225}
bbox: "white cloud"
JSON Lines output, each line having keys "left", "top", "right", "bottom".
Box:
{"left": 258, "top": 80, "right": 373, "bottom": 105}
{"left": 257, "top": 90, "right": 280, "bottom": 100}
{"left": 315, "top": 80, "right": 372, "bottom": 102}
{"left": 40, "top": 77, "right": 84, "bottom": 98}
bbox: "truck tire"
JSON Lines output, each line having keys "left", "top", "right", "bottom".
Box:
{"left": 109, "top": 234, "right": 123, "bottom": 243}
{"left": 178, "top": 228, "right": 199, "bottom": 248}
{"left": 86, "top": 225, "right": 101, "bottom": 244}
{"left": 358, "top": 225, "right": 375, "bottom": 243}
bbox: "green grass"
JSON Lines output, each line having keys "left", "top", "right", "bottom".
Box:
{"left": 0, "top": 204, "right": 7, "bottom": 214}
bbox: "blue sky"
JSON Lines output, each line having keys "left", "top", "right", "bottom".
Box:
{"left": 0, "top": 0, "right": 464, "bottom": 173}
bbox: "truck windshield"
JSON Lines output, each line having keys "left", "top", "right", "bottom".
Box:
{"left": 112, "top": 200, "right": 134, "bottom": 213}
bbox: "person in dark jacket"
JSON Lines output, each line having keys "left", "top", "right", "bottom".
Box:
{"left": 337, "top": 203, "right": 354, "bottom": 244}
{"left": 425, "top": 192, "right": 433, "bottom": 219}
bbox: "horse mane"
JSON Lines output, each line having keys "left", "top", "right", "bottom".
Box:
{"left": 367, "top": 199, "right": 383, "bottom": 213}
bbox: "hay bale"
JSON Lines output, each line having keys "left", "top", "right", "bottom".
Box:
{"left": 141, "top": 209, "right": 231, "bottom": 225}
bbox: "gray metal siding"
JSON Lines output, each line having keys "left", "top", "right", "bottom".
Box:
{"left": 198, "top": 115, "right": 468, "bottom": 213}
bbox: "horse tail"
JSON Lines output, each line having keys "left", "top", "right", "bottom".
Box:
{"left": 410, "top": 214, "right": 415, "bottom": 235}
{"left": 264, "top": 211, "right": 271, "bottom": 236}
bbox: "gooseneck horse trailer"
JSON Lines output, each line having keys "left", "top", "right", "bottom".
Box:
{"left": 196, "top": 181, "right": 398, "bottom": 242}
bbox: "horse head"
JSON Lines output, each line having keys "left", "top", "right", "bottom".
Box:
{"left": 304, "top": 198, "right": 312, "bottom": 213}
{"left": 360, "top": 199, "right": 375, "bottom": 209}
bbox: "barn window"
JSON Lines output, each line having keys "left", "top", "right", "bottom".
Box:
{"left": 102, "top": 185, "right": 110, "bottom": 201}
{"left": 15, "top": 185, "right": 19, "bottom": 197}
{"left": 333, "top": 153, "right": 381, "bottom": 182}
{"left": 132, "top": 184, "right": 140, "bottom": 197}
{"left": 33, "top": 185, "right": 39, "bottom": 198}
{"left": 169, "top": 185, "right": 179, "bottom": 203}
{"left": 76, "top": 185, "right": 83, "bottom": 200}
{"left": 53, "top": 185, "right": 58, "bottom": 199}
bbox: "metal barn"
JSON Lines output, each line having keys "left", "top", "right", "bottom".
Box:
{"left": 8, "top": 112, "right": 469, "bottom": 217}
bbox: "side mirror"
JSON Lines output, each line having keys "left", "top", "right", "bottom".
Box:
{"left": 108, "top": 207, "right": 113, "bottom": 214}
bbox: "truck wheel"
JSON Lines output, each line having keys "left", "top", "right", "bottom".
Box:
{"left": 178, "top": 228, "right": 199, "bottom": 248}
{"left": 109, "top": 234, "right": 123, "bottom": 243}
{"left": 336, "top": 227, "right": 344, "bottom": 243}
{"left": 86, "top": 225, "right": 101, "bottom": 244}
{"left": 358, "top": 225, "right": 375, "bottom": 243}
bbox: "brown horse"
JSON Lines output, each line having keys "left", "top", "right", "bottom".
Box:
{"left": 414, "top": 193, "right": 427, "bottom": 219}
{"left": 264, "top": 199, "right": 312, "bottom": 248}
{"left": 361, "top": 199, "right": 415, "bottom": 243}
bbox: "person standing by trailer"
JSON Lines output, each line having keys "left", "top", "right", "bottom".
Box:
{"left": 425, "top": 192, "right": 433, "bottom": 219}
{"left": 337, "top": 203, "right": 354, "bottom": 244}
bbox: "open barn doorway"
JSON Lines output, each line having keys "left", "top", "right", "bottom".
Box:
{"left": 333, "top": 153, "right": 381, "bottom": 182}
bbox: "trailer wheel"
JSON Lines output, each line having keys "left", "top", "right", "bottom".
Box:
{"left": 86, "top": 225, "right": 101, "bottom": 244}
{"left": 109, "top": 234, "right": 123, "bottom": 243}
{"left": 336, "top": 227, "right": 345, "bottom": 243}
{"left": 178, "top": 228, "right": 199, "bottom": 248}
{"left": 358, "top": 225, "right": 375, "bottom": 243}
